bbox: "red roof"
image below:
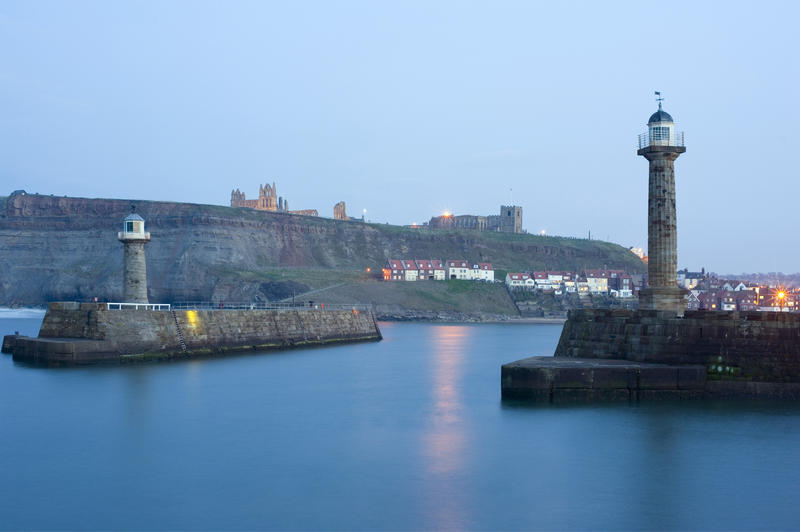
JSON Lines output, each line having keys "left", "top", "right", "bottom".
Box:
{"left": 477, "top": 263, "right": 493, "bottom": 270}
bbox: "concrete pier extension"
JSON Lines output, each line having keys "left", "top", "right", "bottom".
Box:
{"left": 3, "top": 302, "right": 382, "bottom": 365}
{"left": 501, "top": 309, "right": 800, "bottom": 400}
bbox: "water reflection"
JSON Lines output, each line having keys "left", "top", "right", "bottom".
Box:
{"left": 422, "top": 325, "right": 472, "bottom": 529}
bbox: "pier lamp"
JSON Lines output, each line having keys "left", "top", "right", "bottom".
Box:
{"left": 118, "top": 205, "right": 151, "bottom": 303}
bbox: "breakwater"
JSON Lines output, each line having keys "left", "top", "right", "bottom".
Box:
{"left": 502, "top": 309, "right": 800, "bottom": 400}
{"left": 3, "top": 302, "right": 381, "bottom": 364}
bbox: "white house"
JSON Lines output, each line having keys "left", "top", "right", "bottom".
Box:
{"left": 505, "top": 272, "right": 535, "bottom": 289}
{"left": 446, "top": 260, "right": 471, "bottom": 280}
{"left": 473, "top": 263, "right": 494, "bottom": 282}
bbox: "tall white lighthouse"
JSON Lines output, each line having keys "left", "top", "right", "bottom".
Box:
{"left": 117, "top": 206, "right": 150, "bottom": 303}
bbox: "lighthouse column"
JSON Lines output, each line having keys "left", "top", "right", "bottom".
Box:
{"left": 637, "top": 97, "right": 686, "bottom": 315}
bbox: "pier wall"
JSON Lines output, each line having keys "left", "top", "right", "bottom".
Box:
{"left": 502, "top": 309, "right": 800, "bottom": 400}
{"left": 7, "top": 302, "right": 381, "bottom": 364}
{"left": 554, "top": 309, "right": 800, "bottom": 383}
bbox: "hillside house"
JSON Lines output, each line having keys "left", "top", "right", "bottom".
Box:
{"left": 401, "top": 260, "right": 418, "bottom": 281}
{"left": 606, "top": 270, "right": 634, "bottom": 298}
{"left": 447, "top": 260, "right": 471, "bottom": 280}
{"left": 677, "top": 269, "right": 704, "bottom": 290}
{"left": 582, "top": 269, "right": 609, "bottom": 294}
{"left": 415, "top": 259, "right": 446, "bottom": 281}
{"left": 473, "top": 263, "right": 494, "bottom": 282}
{"left": 506, "top": 273, "right": 534, "bottom": 289}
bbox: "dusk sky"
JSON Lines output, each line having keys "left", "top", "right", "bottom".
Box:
{"left": 2, "top": 1, "right": 798, "bottom": 273}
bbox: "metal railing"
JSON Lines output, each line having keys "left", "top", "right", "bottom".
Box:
{"left": 637, "top": 131, "right": 685, "bottom": 149}
{"left": 106, "top": 302, "right": 171, "bottom": 311}
{"left": 170, "top": 301, "right": 373, "bottom": 311}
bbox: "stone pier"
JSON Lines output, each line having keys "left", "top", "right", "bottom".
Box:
{"left": 3, "top": 302, "right": 382, "bottom": 365}
{"left": 501, "top": 309, "right": 800, "bottom": 401}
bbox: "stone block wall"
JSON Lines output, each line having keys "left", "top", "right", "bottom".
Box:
{"left": 554, "top": 309, "right": 800, "bottom": 383}
{"left": 27, "top": 303, "right": 381, "bottom": 363}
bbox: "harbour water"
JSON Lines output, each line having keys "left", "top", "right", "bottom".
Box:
{"left": 1, "top": 311, "right": 799, "bottom": 531}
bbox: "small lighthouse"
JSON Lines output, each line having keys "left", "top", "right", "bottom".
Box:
{"left": 637, "top": 93, "right": 686, "bottom": 314}
{"left": 118, "top": 206, "right": 151, "bottom": 303}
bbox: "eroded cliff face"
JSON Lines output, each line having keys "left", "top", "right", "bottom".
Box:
{"left": 0, "top": 194, "right": 645, "bottom": 306}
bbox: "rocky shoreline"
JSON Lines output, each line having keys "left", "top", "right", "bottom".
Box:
{"left": 375, "top": 310, "right": 565, "bottom": 324}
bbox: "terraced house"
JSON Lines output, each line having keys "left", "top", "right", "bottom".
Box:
{"left": 383, "top": 259, "right": 492, "bottom": 282}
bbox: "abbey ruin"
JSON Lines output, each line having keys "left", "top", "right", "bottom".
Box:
{"left": 428, "top": 205, "right": 523, "bottom": 233}
{"left": 230, "top": 182, "right": 318, "bottom": 217}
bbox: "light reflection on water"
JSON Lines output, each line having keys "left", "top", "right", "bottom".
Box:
{"left": 1, "top": 317, "right": 800, "bottom": 531}
{"left": 423, "top": 325, "right": 471, "bottom": 530}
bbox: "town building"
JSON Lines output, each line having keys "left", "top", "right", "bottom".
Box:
{"left": 677, "top": 269, "right": 704, "bottom": 290}
{"left": 446, "top": 260, "right": 471, "bottom": 280}
{"left": 383, "top": 259, "right": 479, "bottom": 282}
{"left": 582, "top": 269, "right": 610, "bottom": 294}
{"left": 505, "top": 273, "right": 534, "bottom": 289}
{"left": 415, "top": 259, "right": 446, "bottom": 281}
{"left": 606, "top": 270, "right": 633, "bottom": 298}
{"left": 473, "top": 263, "right": 494, "bottom": 282}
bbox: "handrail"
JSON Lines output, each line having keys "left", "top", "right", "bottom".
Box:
{"left": 638, "top": 131, "right": 685, "bottom": 149}
{"left": 103, "top": 301, "right": 372, "bottom": 311}
{"left": 106, "top": 302, "right": 171, "bottom": 311}
{"left": 170, "top": 301, "right": 373, "bottom": 311}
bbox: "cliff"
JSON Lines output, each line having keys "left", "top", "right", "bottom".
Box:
{"left": 0, "top": 193, "right": 645, "bottom": 306}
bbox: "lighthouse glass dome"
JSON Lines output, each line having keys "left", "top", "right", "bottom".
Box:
{"left": 648, "top": 111, "right": 674, "bottom": 146}
{"left": 120, "top": 213, "right": 148, "bottom": 240}
{"left": 638, "top": 106, "right": 684, "bottom": 149}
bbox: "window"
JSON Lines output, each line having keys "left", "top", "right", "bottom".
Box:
{"left": 650, "top": 126, "right": 670, "bottom": 141}
{"left": 126, "top": 221, "right": 134, "bottom": 232}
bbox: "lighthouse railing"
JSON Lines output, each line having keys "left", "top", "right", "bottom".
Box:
{"left": 106, "top": 302, "right": 172, "bottom": 311}
{"left": 638, "top": 131, "right": 685, "bottom": 149}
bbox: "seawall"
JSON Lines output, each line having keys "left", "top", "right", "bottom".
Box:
{"left": 502, "top": 309, "right": 800, "bottom": 400}
{"left": 4, "top": 302, "right": 382, "bottom": 364}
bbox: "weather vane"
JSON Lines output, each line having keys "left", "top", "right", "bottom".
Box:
{"left": 655, "top": 91, "right": 663, "bottom": 110}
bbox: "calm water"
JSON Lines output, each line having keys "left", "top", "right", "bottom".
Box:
{"left": 1, "top": 311, "right": 799, "bottom": 531}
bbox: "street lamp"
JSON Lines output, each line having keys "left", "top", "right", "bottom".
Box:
{"left": 777, "top": 290, "right": 786, "bottom": 311}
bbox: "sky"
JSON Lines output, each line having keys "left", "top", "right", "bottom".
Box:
{"left": 1, "top": 1, "right": 798, "bottom": 273}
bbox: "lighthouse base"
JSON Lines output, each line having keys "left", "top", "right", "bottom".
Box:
{"left": 638, "top": 286, "right": 687, "bottom": 316}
